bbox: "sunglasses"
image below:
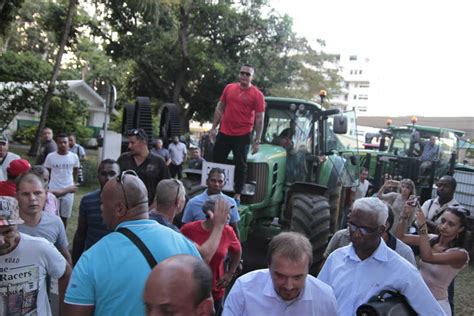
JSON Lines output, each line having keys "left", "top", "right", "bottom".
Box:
{"left": 127, "top": 129, "right": 146, "bottom": 138}
{"left": 239, "top": 71, "right": 252, "bottom": 77}
{"left": 116, "top": 170, "right": 142, "bottom": 209}
{"left": 347, "top": 223, "right": 379, "bottom": 235}
{"left": 172, "top": 179, "right": 182, "bottom": 202}
{"left": 448, "top": 207, "right": 471, "bottom": 217}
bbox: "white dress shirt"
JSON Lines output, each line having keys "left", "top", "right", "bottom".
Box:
{"left": 223, "top": 268, "right": 338, "bottom": 316}
{"left": 318, "top": 240, "right": 446, "bottom": 316}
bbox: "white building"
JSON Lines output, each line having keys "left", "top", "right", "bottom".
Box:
{"left": 4, "top": 80, "right": 106, "bottom": 139}
{"left": 330, "top": 54, "right": 372, "bottom": 115}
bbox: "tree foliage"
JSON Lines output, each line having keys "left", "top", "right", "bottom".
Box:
{"left": 91, "top": 0, "right": 342, "bottom": 130}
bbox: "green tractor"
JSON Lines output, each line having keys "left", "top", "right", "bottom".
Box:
{"left": 359, "top": 121, "right": 466, "bottom": 203}
{"left": 188, "top": 96, "right": 359, "bottom": 273}
{"left": 124, "top": 96, "right": 359, "bottom": 273}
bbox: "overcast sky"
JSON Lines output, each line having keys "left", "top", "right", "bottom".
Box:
{"left": 271, "top": 0, "right": 474, "bottom": 117}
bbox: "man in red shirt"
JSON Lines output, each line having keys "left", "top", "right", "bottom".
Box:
{"left": 210, "top": 64, "right": 265, "bottom": 203}
{"left": 181, "top": 195, "right": 241, "bottom": 315}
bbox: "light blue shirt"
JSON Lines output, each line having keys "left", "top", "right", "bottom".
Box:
{"left": 65, "top": 220, "right": 200, "bottom": 315}
{"left": 182, "top": 190, "right": 240, "bottom": 224}
{"left": 223, "top": 269, "right": 338, "bottom": 316}
{"left": 318, "top": 240, "right": 446, "bottom": 316}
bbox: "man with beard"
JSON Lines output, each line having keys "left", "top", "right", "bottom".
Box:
{"left": 223, "top": 232, "right": 337, "bottom": 315}
{"left": 117, "top": 128, "right": 170, "bottom": 204}
{"left": 210, "top": 64, "right": 265, "bottom": 204}
{"left": 421, "top": 175, "right": 460, "bottom": 233}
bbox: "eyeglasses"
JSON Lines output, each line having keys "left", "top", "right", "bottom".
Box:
{"left": 239, "top": 71, "right": 252, "bottom": 77}
{"left": 116, "top": 170, "right": 139, "bottom": 209}
{"left": 347, "top": 223, "right": 379, "bottom": 235}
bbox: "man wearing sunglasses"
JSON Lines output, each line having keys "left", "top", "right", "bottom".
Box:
{"left": 65, "top": 171, "right": 200, "bottom": 316}
{"left": 318, "top": 197, "right": 444, "bottom": 315}
{"left": 210, "top": 63, "right": 265, "bottom": 203}
{"left": 118, "top": 128, "right": 170, "bottom": 205}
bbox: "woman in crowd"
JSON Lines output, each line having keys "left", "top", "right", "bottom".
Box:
{"left": 396, "top": 202, "right": 470, "bottom": 316}
{"left": 181, "top": 195, "right": 241, "bottom": 315}
{"left": 377, "top": 178, "right": 416, "bottom": 233}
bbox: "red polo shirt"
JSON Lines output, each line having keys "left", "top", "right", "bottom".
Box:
{"left": 219, "top": 83, "right": 265, "bottom": 136}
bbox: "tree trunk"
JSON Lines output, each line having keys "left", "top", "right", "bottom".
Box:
{"left": 0, "top": 0, "right": 7, "bottom": 15}
{"left": 28, "top": 0, "right": 77, "bottom": 157}
{"left": 172, "top": 3, "right": 190, "bottom": 135}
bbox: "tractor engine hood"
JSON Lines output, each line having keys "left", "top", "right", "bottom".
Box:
{"left": 228, "top": 144, "right": 287, "bottom": 163}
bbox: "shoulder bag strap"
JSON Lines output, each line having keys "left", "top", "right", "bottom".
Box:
{"left": 117, "top": 227, "right": 158, "bottom": 269}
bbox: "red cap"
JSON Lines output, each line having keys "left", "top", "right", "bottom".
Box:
{"left": 7, "top": 159, "right": 31, "bottom": 177}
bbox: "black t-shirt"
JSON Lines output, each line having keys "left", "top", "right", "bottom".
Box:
{"left": 117, "top": 152, "right": 170, "bottom": 204}
{"left": 37, "top": 140, "right": 57, "bottom": 165}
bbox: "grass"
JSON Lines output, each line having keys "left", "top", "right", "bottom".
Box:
{"left": 8, "top": 143, "right": 474, "bottom": 314}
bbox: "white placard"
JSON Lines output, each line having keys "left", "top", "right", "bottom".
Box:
{"left": 201, "top": 161, "right": 235, "bottom": 192}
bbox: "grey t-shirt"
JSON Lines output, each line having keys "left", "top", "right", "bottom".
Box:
{"left": 18, "top": 212, "right": 68, "bottom": 250}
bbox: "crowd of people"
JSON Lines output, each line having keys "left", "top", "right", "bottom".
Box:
{"left": 0, "top": 63, "right": 471, "bottom": 316}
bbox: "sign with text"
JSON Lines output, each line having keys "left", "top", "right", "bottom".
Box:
{"left": 201, "top": 161, "right": 235, "bottom": 192}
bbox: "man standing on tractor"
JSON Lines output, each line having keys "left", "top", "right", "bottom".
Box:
{"left": 419, "top": 136, "right": 439, "bottom": 177}
{"left": 210, "top": 63, "right": 265, "bottom": 204}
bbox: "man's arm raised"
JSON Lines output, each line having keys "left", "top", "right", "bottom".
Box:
{"left": 196, "top": 199, "right": 230, "bottom": 263}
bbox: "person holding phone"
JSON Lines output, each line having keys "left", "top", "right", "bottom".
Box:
{"left": 377, "top": 178, "right": 416, "bottom": 233}
{"left": 396, "top": 200, "right": 470, "bottom": 316}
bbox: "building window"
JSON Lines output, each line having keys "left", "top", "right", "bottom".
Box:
{"left": 350, "top": 70, "right": 353, "bottom": 74}
{"left": 350, "top": 55, "right": 357, "bottom": 61}
{"left": 359, "top": 70, "right": 363, "bottom": 74}
{"left": 358, "top": 95, "right": 368, "bottom": 100}
{"left": 353, "top": 95, "right": 357, "bottom": 100}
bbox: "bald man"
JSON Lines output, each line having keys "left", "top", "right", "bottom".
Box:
{"left": 144, "top": 255, "right": 214, "bottom": 316}
{"left": 64, "top": 171, "right": 201, "bottom": 316}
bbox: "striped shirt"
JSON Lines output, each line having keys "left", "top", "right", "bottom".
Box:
{"left": 79, "top": 189, "right": 111, "bottom": 249}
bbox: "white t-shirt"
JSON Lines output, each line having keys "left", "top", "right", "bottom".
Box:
{"left": 0, "top": 233, "right": 66, "bottom": 316}
{"left": 351, "top": 179, "right": 371, "bottom": 201}
{"left": 0, "top": 152, "right": 21, "bottom": 181}
{"left": 44, "top": 152, "right": 80, "bottom": 189}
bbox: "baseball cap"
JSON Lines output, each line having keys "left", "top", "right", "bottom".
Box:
{"left": 0, "top": 196, "right": 24, "bottom": 226}
{"left": 7, "top": 159, "right": 31, "bottom": 177}
{"left": 0, "top": 134, "right": 8, "bottom": 144}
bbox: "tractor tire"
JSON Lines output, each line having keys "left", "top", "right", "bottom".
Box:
{"left": 135, "top": 97, "right": 153, "bottom": 146}
{"left": 159, "top": 103, "right": 181, "bottom": 141}
{"left": 121, "top": 103, "right": 136, "bottom": 134}
{"left": 290, "top": 193, "right": 330, "bottom": 275}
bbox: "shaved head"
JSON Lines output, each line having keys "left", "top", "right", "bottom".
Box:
{"left": 101, "top": 171, "right": 149, "bottom": 229}
{"left": 144, "top": 255, "right": 213, "bottom": 316}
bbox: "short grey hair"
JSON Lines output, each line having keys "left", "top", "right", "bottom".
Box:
{"left": 352, "top": 197, "right": 388, "bottom": 226}
{"left": 202, "top": 195, "right": 226, "bottom": 213}
{"left": 154, "top": 179, "right": 185, "bottom": 205}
